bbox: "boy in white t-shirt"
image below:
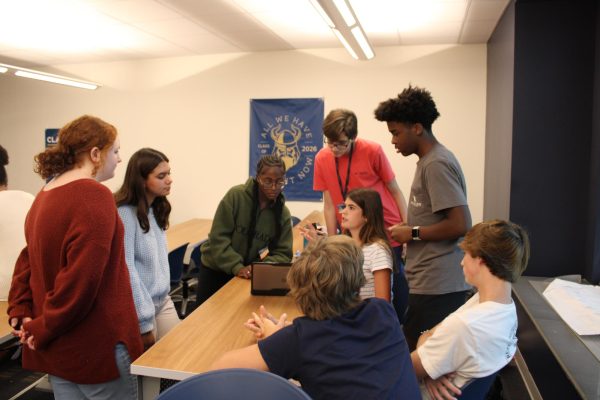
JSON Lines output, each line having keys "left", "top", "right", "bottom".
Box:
{"left": 410, "top": 220, "right": 530, "bottom": 399}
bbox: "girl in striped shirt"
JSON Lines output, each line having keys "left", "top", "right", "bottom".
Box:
{"left": 340, "top": 188, "right": 395, "bottom": 301}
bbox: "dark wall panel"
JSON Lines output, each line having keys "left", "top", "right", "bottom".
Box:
{"left": 484, "top": 2, "right": 515, "bottom": 221}
{"left": 510, "top": 0, "right": 596, "bottom": 277}
{"left": 586, "top": 0, "right": 600, "bottom": 284}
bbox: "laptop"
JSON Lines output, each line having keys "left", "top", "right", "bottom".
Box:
{"left": 251, "top": 262, "right": 293, "bottom": 296}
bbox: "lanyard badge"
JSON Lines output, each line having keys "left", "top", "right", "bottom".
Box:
{"left": 334, "top": 142, "right": 354, "bottom": 200}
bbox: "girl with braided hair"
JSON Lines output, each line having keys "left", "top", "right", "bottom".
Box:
{"left": 197, "top": 155, "right": 293, "bottom": 305}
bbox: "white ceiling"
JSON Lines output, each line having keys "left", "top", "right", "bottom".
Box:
{"left": 0, "top": 0, "right": 509, "bottom": 67}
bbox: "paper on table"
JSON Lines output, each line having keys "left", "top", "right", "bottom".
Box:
{"left": 542, "top": 278, "right": 600, "bottom": 336}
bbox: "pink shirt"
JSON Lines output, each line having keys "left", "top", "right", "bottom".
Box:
{"left": 314, "top": 138, "right": 403, "bottom": 245}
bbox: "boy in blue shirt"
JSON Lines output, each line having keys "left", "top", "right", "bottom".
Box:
{"left": 211, "top": 235, "right": 420, "bottom": 400}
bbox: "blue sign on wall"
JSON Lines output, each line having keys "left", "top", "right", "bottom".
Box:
{"left": 249, "top": 98, "right": 324, "bottom": 201}
{"left": 45, "top": 128, "right": 59, "bottom": 148}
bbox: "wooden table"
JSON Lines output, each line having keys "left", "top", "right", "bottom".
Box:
{"left": 132, "top": 211, "right": 322, "bottom": 398}
{"left": 166, "top": 218, "right": 212, "bottom": 252}
{"left": 131, "top": 277, "right": 301, "bottom": 399}
{"left": 292, "top": 210, "right": 325, "bottom": 254}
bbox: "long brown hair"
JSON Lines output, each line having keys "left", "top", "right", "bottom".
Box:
{"left": 114, "top": 148, "right": 171, "bottom": 232}
{"left": 344, "top": 188, "right": 395, "bottom": 268}
{"left": 34, "top": 115, "right": 117, "bottom": 179}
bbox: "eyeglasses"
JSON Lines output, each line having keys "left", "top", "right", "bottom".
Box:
{"left": 257, "top": 177, "right": 287, "bottom": 189}
{"left": 325, "top": 139, "right": 352, "bottom": 150}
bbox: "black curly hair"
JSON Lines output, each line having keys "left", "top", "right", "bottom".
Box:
{"left": 374, "top": 85, "right": 440, "bottom": 131}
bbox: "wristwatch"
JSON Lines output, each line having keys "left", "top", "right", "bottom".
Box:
{"left": 411, "top": 226, "right": 421, "bottom": 241}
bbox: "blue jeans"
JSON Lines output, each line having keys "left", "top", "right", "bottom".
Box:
{"left": 49, "top": 343, "right": 137, "bottom": 400}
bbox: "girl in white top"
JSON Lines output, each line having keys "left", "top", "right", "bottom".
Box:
{"left": 0, "top": 145, "right": 34, "bottom": 300}
{"left": 341, "top": 188, "right": 394, "bottom": 301}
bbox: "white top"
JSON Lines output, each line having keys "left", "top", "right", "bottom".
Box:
{"left": 417, "top": 293, "right": 517, "bottom": 397}
{"left": 0, "top": 190, "right": 35, "bottom": 300}
{"left": 360, "top": 242, "right": 393, "bottom": 299}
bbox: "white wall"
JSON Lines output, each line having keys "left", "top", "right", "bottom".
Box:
{"left": 0, "top": 44, "right": 486, "bottom": 225}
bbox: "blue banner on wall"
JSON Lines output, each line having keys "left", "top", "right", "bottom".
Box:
{"left": 249, "top": 98, "right": 324, "bottom": 201}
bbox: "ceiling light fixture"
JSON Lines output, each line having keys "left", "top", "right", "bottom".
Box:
{"left": 332, "top": 0, "right": 356, "bottom": 26}
{"left": 0, "top": 63, "right": 99, "bottom": 90}
{"left": 310, "top": 0, "right": 375, "bottom": 60}
{"left": 332, "top": 29, "right": 358, "bottom": 59}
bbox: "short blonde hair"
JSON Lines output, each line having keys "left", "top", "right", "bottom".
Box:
{"left": 288, "top": 235, "right": 365, "bottom": 320}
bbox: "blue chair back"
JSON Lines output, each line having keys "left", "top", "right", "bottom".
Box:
{"left": 168, "top": 243, "right": 189, "bottom": 284}
{"left": 157, "top": 368, "right": 312, "bottom": 400}
{"left": 458, "top": 372, "right": 497, "bottom": 399}
{"left": 291, "top": 215, "right": 301, "bottom": 227}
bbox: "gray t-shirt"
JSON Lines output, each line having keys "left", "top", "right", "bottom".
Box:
{"left": 406, "top": 143, "right": 471, "bottom": 295}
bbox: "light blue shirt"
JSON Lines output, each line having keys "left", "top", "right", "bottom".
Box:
{"left": 118, "top": 205, "right": 170, "bottom": 333}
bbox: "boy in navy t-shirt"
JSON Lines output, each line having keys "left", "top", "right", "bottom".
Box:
{"left": 211, "top": 235, "right": 420, "bottom": 400}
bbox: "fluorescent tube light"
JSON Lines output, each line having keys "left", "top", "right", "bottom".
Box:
{"left": 351, "top": 26, "right": 374, "bottom": 60}
{"left": 332, "top": 0, "right": 356, "bottom": 27}
{"left": 0, "top": 63, "right": 99, "bottom": 90}
{"left": 309, "top": 0, "right": 335, "bottom": 28}
{"left": 310, "top": 0, "right": 375, "bottom": 60}
{"left": 14, "top": 70, "right": 98, "bottom": 90}
{"left": 333, "top": 29, "right": 358, "bottom": 59}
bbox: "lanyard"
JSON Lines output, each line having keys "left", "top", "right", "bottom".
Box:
{"left": 334, "top": 141, "right": 354, "bottom": 199}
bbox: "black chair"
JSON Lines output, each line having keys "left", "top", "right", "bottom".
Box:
{"left": 178, "top": 240, "right": 206, "bottom": 316}
{"left": 291, "top": 215, "right": 301, "bottom": 227}
{"left": 157, "top": 368, "right": 312, "bottom": 400}
{"left": 458, "top": 372, "right": 497, "bottom": 399}
{"left": 168, "top": 242, "right": 189, "bottom": 316}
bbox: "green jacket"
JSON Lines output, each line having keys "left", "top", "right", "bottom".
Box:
{"left": 201, "top": 178, "right": 292, "bottom": 275}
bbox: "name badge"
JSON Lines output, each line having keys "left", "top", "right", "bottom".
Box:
{"left": 258, "top": 246, "right": 269, "bottom": 260}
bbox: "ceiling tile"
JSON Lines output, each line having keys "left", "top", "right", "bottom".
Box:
{"left": 466, "top": 0, "right": 510, "bottom": 20}
{"left": 91, "top": 0, "right": 185, "bottom": 23}
{"left": 460, "top": 19, "right": 496, "bottom": 38}
{"left": 133, "top": 18, "right": 241, "bottom": 52}
{"left": 0, "top": 0, "right": 502, "bottom": 66}
{"left": 156, "top": 0, "right": 293, "bottom": 51}
{"left": 400, "top": 20, "right": 462, "bottom": 45}
{"left": 161, "top": 0, "right": 245, "bottom": 16}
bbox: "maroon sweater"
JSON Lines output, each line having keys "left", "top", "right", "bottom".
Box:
{"left": 8, "top": 179, "right": 143, "bottom": 384}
